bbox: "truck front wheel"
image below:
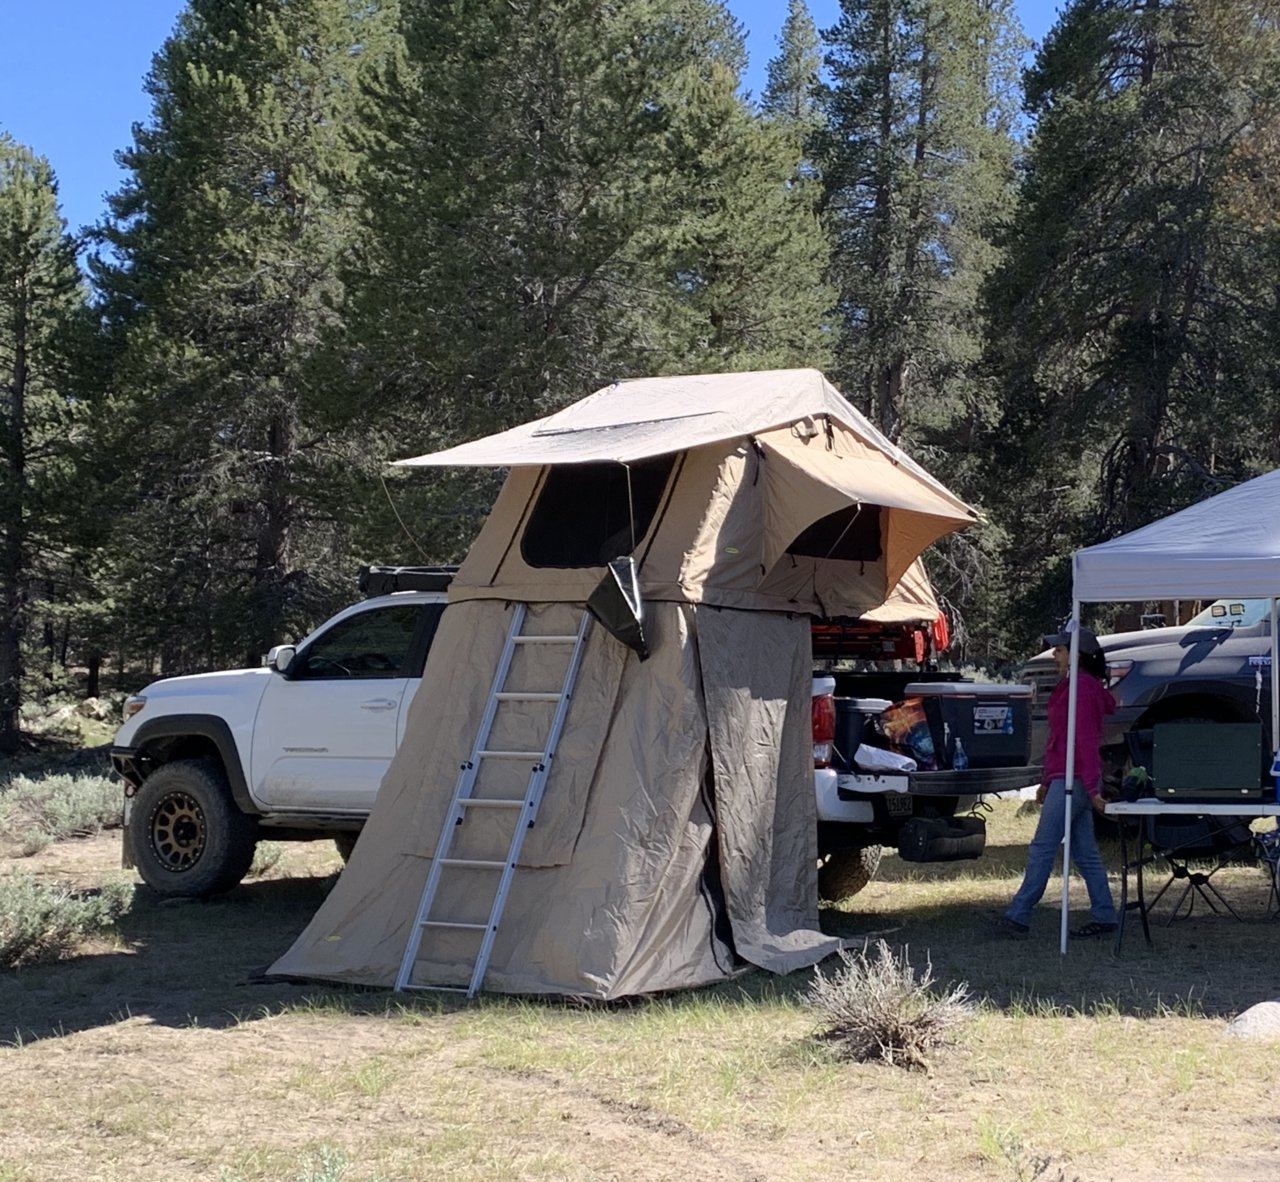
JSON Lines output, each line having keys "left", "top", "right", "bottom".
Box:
{"left": 818, "top": 845, "right": 883, "bottom": 901}
{"left": 129, "top": 759, "right": 258, "bottom": 897}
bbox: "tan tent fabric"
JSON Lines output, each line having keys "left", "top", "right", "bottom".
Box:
{"left": 396, "top": 370, "right": 951, "bottom": 497}
{"left": 862, "top": 559, "right": 940, "bottom": 624}
{"left": 270, "top": 368, "right": 972, "bottom": 998}
{"left": 446, "top": 427, "right": 973, "bottom": 618}
{"left": 696, "top": 608, "right": 838, "bottom": 973}
{"left": 269, "top": 601, "right": 836, "bottom": 995}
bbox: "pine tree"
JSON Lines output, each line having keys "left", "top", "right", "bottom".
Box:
{"left": 0, "top": 136, "right": 86, "bottom": 751}
{"left": 817, "top": 0, "right": 1024, "bottom": 445}
{"left": 344, "top": 0, "right": 833, "bottom": 477}
{"left": 984, "top": 0, "right": 1280, "bottom": 643}
{"left": 762, "top": 0, "right": 824, "bottom": 135}
{"left": 93, "top": 0, "right": 398, "bottom": 670}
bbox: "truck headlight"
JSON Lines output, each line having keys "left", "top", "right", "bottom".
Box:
{"left": 123, "top": 695, "right": 147, "bottom": 721}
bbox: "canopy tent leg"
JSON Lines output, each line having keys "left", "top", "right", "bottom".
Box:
{"left": 1271, "top": 598, "right": 1278, "bottom": 772}
{"left": 1059, "top": 601, "right": 1082, "bottom": 956}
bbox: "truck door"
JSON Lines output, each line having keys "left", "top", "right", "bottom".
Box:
{"left": 251, "top": 603, "right": 438, "bottom": 812}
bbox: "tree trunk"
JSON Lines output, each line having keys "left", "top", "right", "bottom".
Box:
{"left": 249, "top": 406, "right": 296, "bottom": 666}
{"left": 0, "top": 278, "right": 28, "bottom": 755}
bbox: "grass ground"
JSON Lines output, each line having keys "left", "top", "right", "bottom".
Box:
{"left": 2, "top": 799, "right": 1279, "bottom": 1181}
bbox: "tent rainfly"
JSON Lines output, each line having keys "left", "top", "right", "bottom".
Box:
{"left": 1056, "top": 469, "right": 1280, "bottom": 953}
{"left": 268, "top": 369, "right": 978, "bottom": 997}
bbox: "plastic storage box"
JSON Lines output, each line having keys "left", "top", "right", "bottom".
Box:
{"left": 1153, "top": 721, "right": 1265, "bottom": 800}
{"left": 902, "top": 682, "right": 1032, "bottom": 769}
{"left": 833, "top": 697, "right": 892, "bottom": 772}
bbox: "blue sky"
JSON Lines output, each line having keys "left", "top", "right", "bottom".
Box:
{"left": 0, "top": 1, "right": 1060, "bottom": 237}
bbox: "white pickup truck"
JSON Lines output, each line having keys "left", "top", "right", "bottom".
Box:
{"left": 112, "top": 568, "right": 1038, "bottom": 898}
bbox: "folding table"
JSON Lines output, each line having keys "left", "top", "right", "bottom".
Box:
{"left": 1104, "top": 800, "right": 1280, "bottom": 954}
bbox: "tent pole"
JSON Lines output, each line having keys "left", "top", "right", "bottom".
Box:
{"left": 1059, "top": 600, "right": 1081, "bottom": 956}
{"left": 1271, "top": 599, "right": 1278, "bottom": 772}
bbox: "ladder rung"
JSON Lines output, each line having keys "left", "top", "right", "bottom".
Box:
{"left": 494, "top": 692, "right": 563, "bottom": 701}
{"left": 513, "top": 635, "right": 577, "bottom": 644}
{"left": 439, "top": 858, "right": 506, "bottom": 870}
{"left": 422, "top": 920, "right": 487, "bottom": 930}
{"left": 400, "top": 983, "right": 469, "bottom": 993}
{"left": 477, "top": 750, "right": 543, "bottom": 761}
{"left": 458, "top": 798, "right": 525, "bottom": 809}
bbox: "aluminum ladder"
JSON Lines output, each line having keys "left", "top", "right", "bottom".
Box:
{"left": 395, "top": 603, "right": 592, "bottom": 997}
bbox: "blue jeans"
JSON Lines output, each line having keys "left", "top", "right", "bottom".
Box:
{"left": 1005, "top": 778, "right": 1116, "bottom": 926}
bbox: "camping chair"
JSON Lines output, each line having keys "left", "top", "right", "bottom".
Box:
{"left": 1255, "top": 827, "right": 1280, "bottom": 916}
{"left": 1143, "top": 814, "right": 1257, "bottom": 924}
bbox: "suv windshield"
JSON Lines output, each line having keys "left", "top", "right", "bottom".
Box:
{"left": 1186, "top": 599, "right": 1271, "bottom": 628}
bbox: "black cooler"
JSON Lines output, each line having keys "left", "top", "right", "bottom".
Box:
{"left": 903, "top": 681, "right": 1033, "bottom": 769}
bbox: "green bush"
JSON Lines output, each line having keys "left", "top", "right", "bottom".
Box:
{"left": 804, "top": 939, "right": 974, "bottom": 1069}
{"left": 0, "top": 875, "right": 132, "bottom": 968}
{"left": 0, "top": 773, "right": 122, "bottom": 855}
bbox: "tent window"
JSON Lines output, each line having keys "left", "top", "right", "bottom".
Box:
{"left": 521, "top": 455, "right": 676, "bottom": 568}
{"left": 787, "top": 504, "right": 883, "bottom": 562}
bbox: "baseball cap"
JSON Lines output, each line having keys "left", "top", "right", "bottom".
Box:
{"left": 1042, "top": 626, "right": 1102, "bottom": 655}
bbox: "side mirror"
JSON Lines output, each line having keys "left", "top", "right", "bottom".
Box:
{"left": 266, "top": 644, "right": 297, "bottom": 674}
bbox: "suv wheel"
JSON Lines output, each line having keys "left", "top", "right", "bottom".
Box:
{"left": 818, "top": 844, "right": 883, "bottom": 901}
{"left": 129, "top": 759, "right": 258, "bottom": 897}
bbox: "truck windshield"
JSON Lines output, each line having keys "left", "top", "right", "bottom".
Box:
{"left": 1186, "top": 599, "right": 1271, "bottom": 628}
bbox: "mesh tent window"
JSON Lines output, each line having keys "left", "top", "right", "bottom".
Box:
{"left": 521, "top": 455, "right": 677, "bottom": 569}
{"left": 787, "top": 504, "right": 884, "bottom": 562}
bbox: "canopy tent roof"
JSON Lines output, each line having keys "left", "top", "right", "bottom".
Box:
{"left": 1059, "top": 467, "right": 1280, "bottom": 955}
{"left": 395, "top": 367, "right": 970, "bottom": 514}
{"left": 1074, "top": 470, "right": 1280, "bottom": 601}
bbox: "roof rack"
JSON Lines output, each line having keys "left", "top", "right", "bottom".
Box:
{"left": 359, "top": 565, "right": 457, "bottom": 597}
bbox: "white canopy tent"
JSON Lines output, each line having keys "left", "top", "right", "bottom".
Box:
{"left": 1058, "top": 470, "right": 1280, "bottom": 952}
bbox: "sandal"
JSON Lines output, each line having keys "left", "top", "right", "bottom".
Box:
{"left": 1069, "top": 921, "right": 1117, "bottom": 939}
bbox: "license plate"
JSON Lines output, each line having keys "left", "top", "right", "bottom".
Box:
{"left": 884, "top": 793, "right": 914, "bottom": 817}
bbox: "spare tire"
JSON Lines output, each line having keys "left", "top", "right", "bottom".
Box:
{"left": 818, "top": 844, "right": 883, "bottom": 901}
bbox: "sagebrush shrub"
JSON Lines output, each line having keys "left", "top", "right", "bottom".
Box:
{"left": 0, "top": 773, "right": 122, "bottom": 854}
{"left": 247, "top": 841, "right": 284, "bottom": 879}
{"left": 805, "top": 939, "right": 973, "bottom": 1069}
{"left": 0, "top": 876, "right": 132, "bottom": 968}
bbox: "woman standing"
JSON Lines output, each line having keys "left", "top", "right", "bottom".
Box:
{"left": 999, "top": 627, "right": 1118, "bottom": 939}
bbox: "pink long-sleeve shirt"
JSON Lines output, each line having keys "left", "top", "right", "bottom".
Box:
{"left": 1041, "top": 671, "right": 1116, "bottom": 797}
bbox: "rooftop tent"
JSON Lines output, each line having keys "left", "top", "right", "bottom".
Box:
{"left": 269, "top": 369, "right": 978, "bottom": 998}
{"left": 398, "top": 368, "right": 976, "bottom": 616}
{"left": 1056, "top": 470, "right": 1280, "bottom": 953}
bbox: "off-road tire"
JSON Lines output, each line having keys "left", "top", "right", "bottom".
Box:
{"left": 333, "top": 832, "right": 359, "bottom": 863}
{"left": 129, "top": 759, "right": 258, "bottom": 897}
{"left": 818, "top": 844, "right": 883, "bottom": 901}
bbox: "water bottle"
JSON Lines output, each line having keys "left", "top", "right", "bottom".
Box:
{"left": 953, "top": 738, "right": 969, "bottom": 770}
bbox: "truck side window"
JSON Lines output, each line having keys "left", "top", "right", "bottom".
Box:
{"left": 293, "top": 605, "right": 422, "bottom": 679}
{"left": 521, "top": 455, "right": 676, "bottom": 568}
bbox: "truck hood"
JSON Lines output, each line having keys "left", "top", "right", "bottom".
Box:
{"left": 1026, "top": 622, "right": 1241, "bottom": 666}
{"left": 135, "top": 667, "right": 272, "bottom": 699}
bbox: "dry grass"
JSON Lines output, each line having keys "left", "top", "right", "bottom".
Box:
{"left": 1, "top": 802, "right": 1279, "bottom": 1180}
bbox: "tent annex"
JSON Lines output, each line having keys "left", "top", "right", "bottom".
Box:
{"left": 269, "top": 369, "right": 978, "bottom": 998}
{"left": 1055, "top": 469, "right": 1280, "bottom": 953}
